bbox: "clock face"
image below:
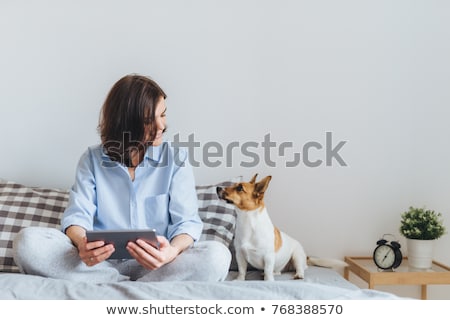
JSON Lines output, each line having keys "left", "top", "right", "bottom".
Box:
{"left": 373, "top": 245, "right": 395, "bottom": 269}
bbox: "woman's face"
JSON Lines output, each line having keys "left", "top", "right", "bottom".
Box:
{"left": 145, "top": 97, "right": 166, "bottom": 146}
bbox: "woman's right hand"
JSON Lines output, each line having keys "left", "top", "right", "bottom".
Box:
{"left": 66, "top": 225, "right": 115, "bottom": 266}
{"left": 77, "top": 237, "right": 115, "bottom": 266}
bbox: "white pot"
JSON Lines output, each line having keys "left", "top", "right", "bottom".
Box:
{"left": 407, "top": 239, "right": 435, "bottom": 270}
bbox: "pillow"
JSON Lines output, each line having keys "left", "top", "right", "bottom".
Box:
{"left": 196, "top": 176, "right": 241, "bottom": 248}
{"left": 0, "top": 180, "right": 69, "bottom": 273}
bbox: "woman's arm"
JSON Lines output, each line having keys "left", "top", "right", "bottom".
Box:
{"left": 61, "top": 148, "right": 97, "bottom": 232}
{"left": 166, "top": 148, "right": 203, "bottom": 242}
{"left": 169, "top": 233, "right": 194, "bottom": 254}
{"left": 65, "top": 225, "right": 87, "bottom": 248}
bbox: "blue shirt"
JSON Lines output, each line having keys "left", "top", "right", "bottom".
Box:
{"left": 61, "top": 142, "right": 203, "bottom": 242}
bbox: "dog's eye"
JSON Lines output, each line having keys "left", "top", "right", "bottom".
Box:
{"left": 236, "top": 184, "right": 244, "bottom": 192}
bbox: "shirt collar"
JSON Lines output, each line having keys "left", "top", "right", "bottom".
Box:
{"left": 144, "top": 144, "right": 164, "bottom": 163}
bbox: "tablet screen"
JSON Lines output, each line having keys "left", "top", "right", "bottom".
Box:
{"left": 86, "top": 229, "right": 159, "bottom": 259}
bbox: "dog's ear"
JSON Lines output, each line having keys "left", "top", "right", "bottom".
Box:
{"left": 249, "top": 173, "right": 258, "bottom": 184}
{"left": 254, "top": 175, "right": 272, "bottom": 198}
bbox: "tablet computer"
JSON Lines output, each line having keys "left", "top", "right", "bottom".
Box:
{"left": 86, "top": 229, "right": 160, "bottom": 260}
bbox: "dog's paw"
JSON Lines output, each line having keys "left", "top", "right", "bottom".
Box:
{"left": 264, "top": 275, "right": 275, "bottom": 281}
{"left": 293, "top": 273, "right": 304, "bottom": 280}
{"left": 235, "top": 274, "right": 246, "bottom": 281}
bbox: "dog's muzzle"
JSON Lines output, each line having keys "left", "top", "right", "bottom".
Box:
{"left": 216, "top": 187, "right": 234, "bottom": 204}
{"left": 216, "top": 186, "right": 224, "bottom": 199}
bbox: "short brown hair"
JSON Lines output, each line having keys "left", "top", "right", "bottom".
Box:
{"left": 98, "top": 74, "right": 166, "bottom": 166}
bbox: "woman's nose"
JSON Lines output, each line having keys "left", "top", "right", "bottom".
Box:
{"left": 157, "top": 117, "right": 166, "bottom": 130}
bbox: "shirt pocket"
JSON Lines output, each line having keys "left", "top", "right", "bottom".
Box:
{"left": 144, "top": 193, "right": 170, "bottom": 231}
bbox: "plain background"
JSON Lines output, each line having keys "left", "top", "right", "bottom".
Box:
{"left": 1, "top": 0, "right": 449, "bottom": 299}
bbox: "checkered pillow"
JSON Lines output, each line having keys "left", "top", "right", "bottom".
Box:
{"left": 0, "top": 180, "right": 69, "bottom": 273}
{"left": 196, "top": 177, "right": 241, "bottom": 248}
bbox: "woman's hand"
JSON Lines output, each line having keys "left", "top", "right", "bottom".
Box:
{"left": 65, "top": 225, "right": 115, "bottom": 266}
{"left": 127, "top": 234, "right": 193, "bottom": 270}
{"left": 78, "top": 237, "right": 115, "bottom": 266}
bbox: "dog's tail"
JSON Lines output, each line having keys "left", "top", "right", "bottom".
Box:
{"left": 307, "top": 256, "right": 348, "bottom": 268}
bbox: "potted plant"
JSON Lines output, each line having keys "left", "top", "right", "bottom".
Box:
{"left": 399, "top": 206, "right": 446, "bottom": 269}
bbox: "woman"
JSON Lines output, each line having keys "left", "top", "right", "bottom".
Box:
{"left": 13, "top": 74, "right": 231, "bottom": 283}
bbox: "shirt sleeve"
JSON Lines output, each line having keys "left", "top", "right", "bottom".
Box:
{"left": 166, "top": 148, "right": 203, "bottom": 242}
{"left": 61, "top": 149, "right": 97, "bottom": 232}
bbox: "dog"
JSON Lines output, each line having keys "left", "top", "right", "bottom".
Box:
{"left": 217, "top": 174, "right": 346, "bottom": 281}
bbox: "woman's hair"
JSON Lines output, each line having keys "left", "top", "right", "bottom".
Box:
{"left": 98, "top": 74, "right": 166, "bottom": 166}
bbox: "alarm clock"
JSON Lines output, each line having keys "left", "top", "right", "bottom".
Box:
{"left": 373, "top": 234, "right": 403, "bottom": 270}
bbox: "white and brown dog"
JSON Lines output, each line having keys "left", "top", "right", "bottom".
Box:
{"left": 217, "top": 174, "right": 346, "bottom": 281}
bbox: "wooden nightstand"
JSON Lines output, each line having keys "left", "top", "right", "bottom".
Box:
{"left": 344, "top": 256, "right": 450, "bottom": 299}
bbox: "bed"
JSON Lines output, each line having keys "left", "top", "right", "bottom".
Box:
{"left": 0, "top": 178, "right": 402, "bottom": 300}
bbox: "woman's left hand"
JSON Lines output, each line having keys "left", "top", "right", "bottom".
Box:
{"left": 126, "top": 235, "right": 180, "bottom": 270}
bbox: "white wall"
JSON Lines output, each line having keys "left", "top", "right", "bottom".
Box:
{"left": 1, "top": 0, "right": 449, "bottom": 299}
